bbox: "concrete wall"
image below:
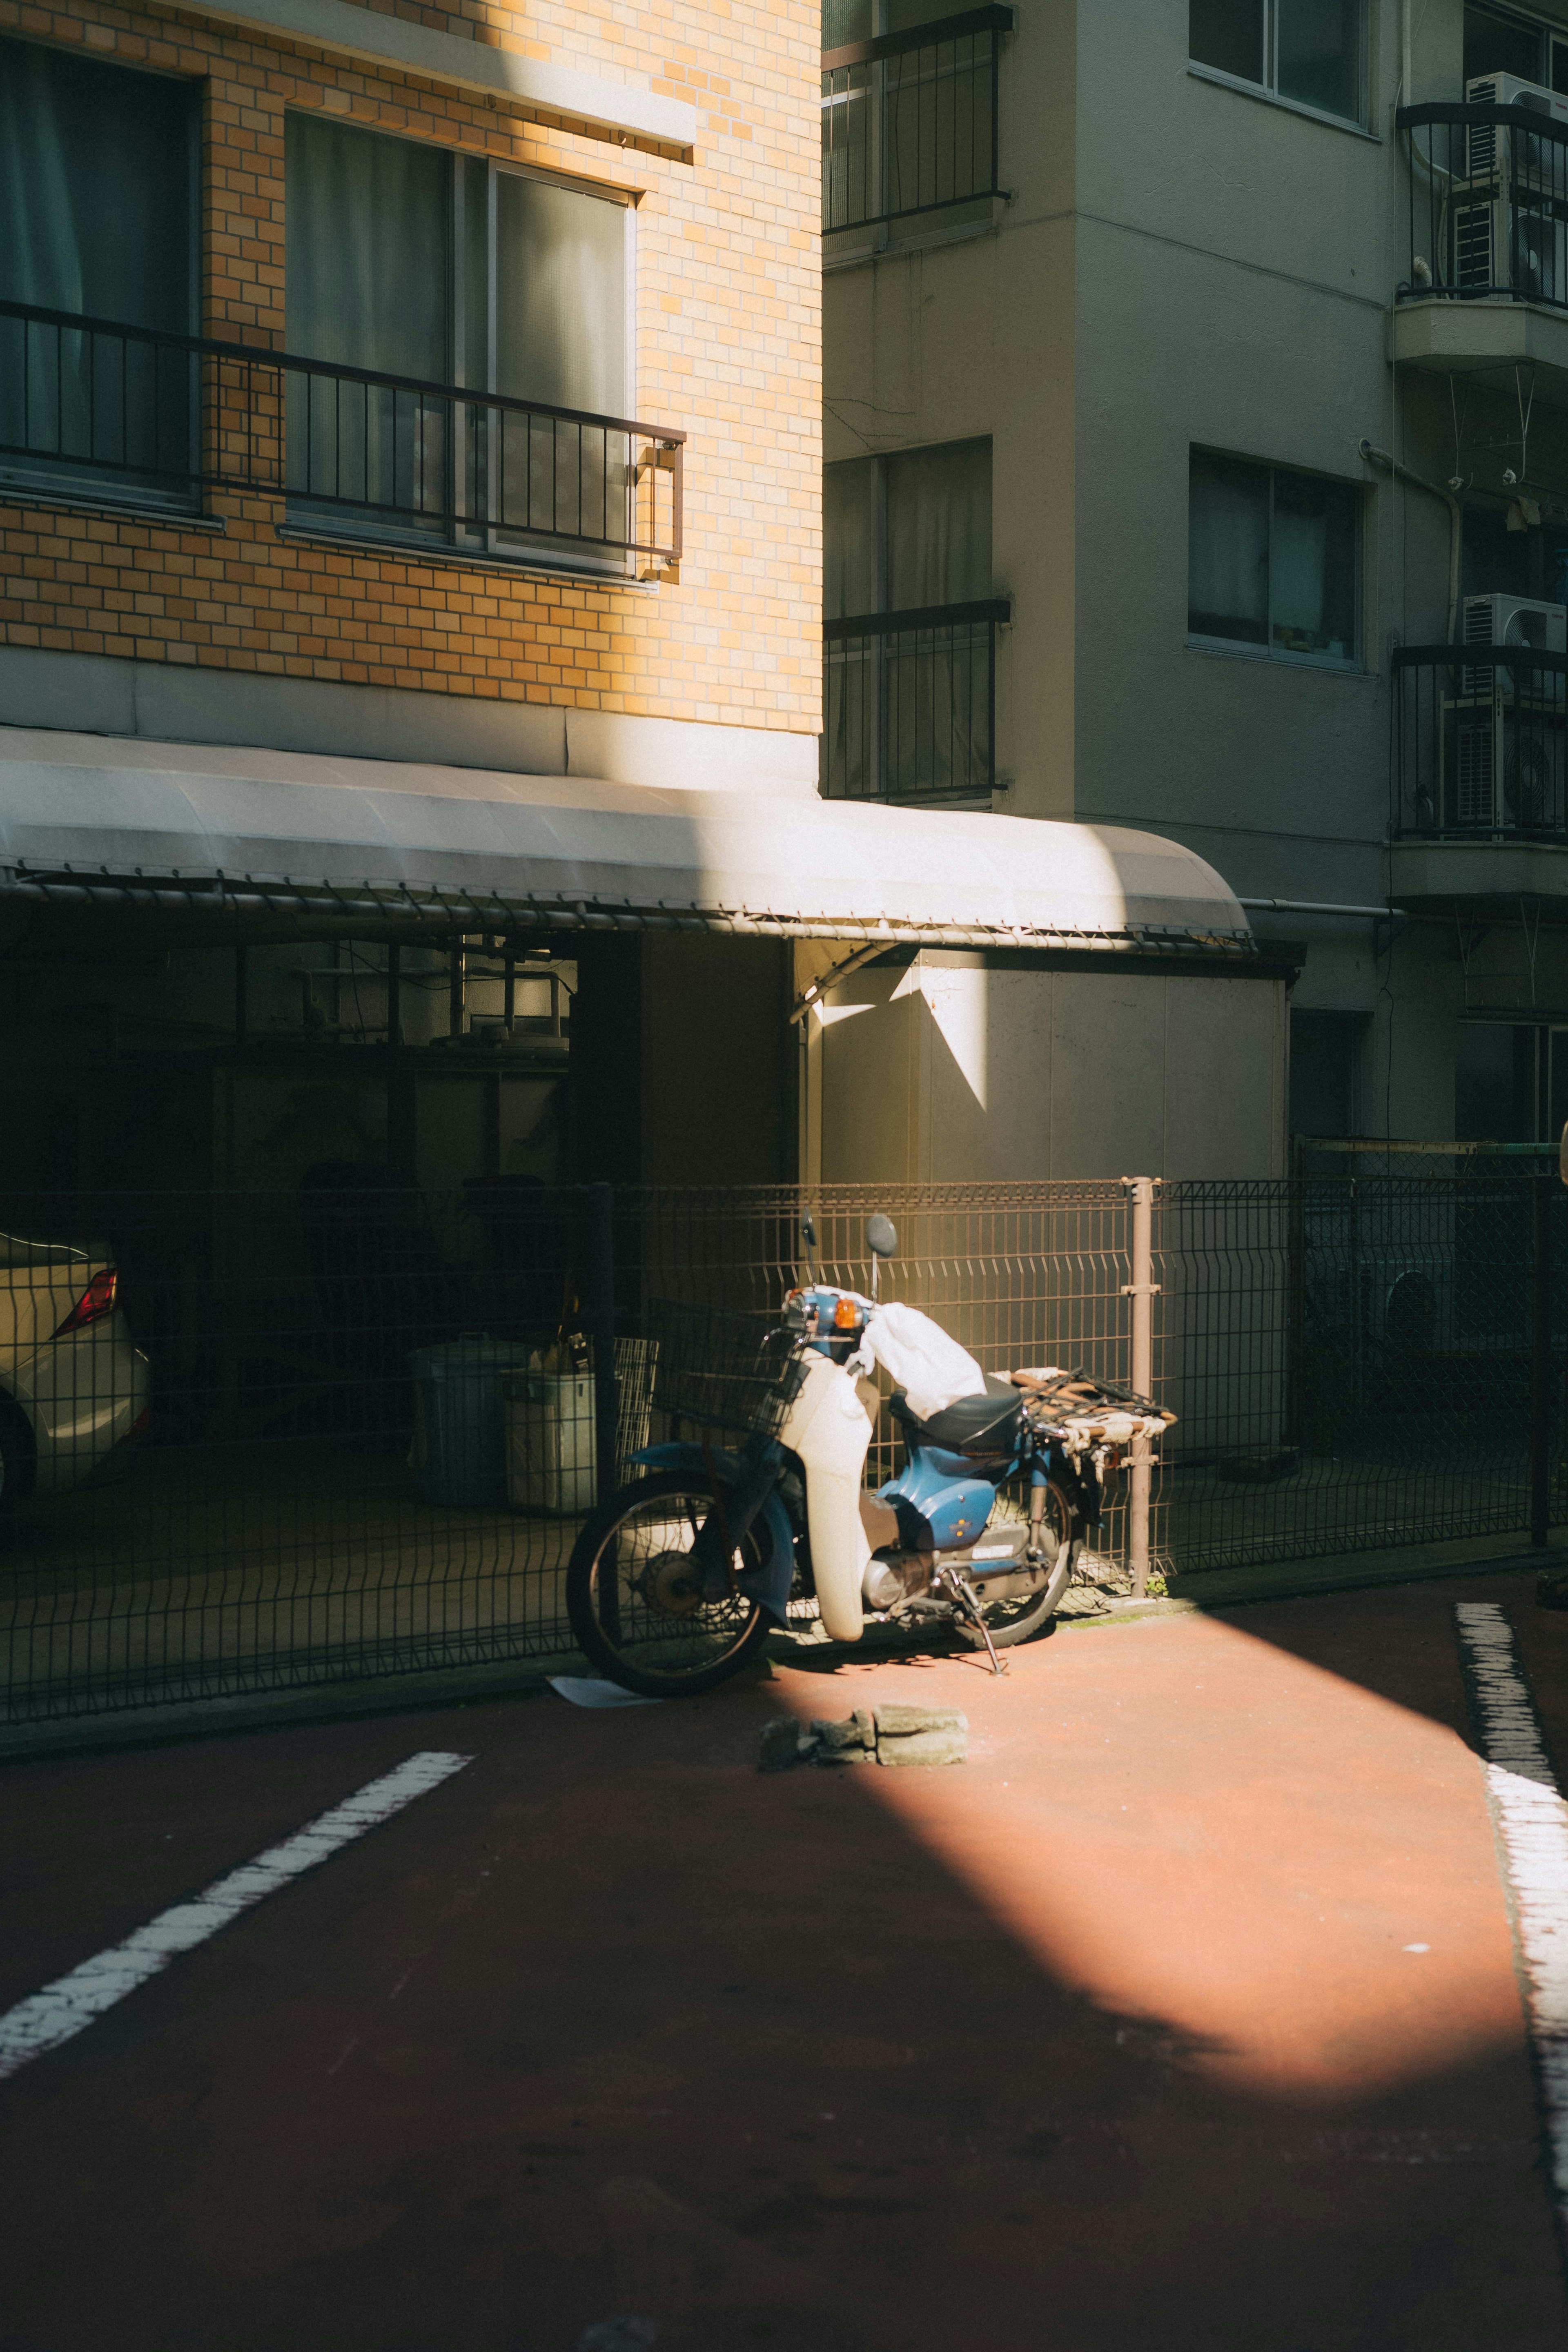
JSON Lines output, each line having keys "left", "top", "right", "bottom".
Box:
{"left": 821, "top": 0, "right": 1568, "bottom": 1150}
{"left": 802, "top": 950, "right": 1286, "bottom": 1182}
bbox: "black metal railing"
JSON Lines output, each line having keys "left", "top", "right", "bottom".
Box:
{"left": 1396, "top": 100, "right": 1568, "bottom": 310}
{"left": 1393, "top": 644, "right": 1568, "bottom": 837}
{"left": 821, "top": 596, "right": 1007, "bottom": 802}
{"left": 0, "top": 298, "right": 684, "bottom": 564}
{"left": 822, "top": 4, "right": 1011, "bottom": 235}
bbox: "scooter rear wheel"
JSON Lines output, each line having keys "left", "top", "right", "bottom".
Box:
{"left": 566, "top": 1470, "right": 777, "bottom": 1697}
{"left": 953, "top": 1481, "right": 1080, "bottom": 1652}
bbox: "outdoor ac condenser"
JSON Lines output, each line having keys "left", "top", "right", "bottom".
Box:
{"left": 1451, "top": 190, "right": 1568, "bottom": 301}
{"left": 1459, "top": 593, "right": 1567, "bottom": 697}
{"left": 1463, "top": 72, "right": 1568, "bottom": 172}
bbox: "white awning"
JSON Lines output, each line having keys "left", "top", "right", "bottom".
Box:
{"left": 0, "top": 727, "right": 1252, "bottom": 956}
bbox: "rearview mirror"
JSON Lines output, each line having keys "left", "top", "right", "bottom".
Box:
{"left": 866, "top": 1214, "right": 897, "bottom": 1260}
{"left": 802, "top": 1214, "right": 817, "bottom": 1250}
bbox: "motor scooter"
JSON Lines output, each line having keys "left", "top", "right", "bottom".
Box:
{"left": 565, "top": 1214, "right": 1172, "bottom": 1697}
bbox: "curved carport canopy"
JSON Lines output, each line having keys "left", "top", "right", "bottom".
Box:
{"left": 0, "top": 727, "right": 1253, "bottom": 956}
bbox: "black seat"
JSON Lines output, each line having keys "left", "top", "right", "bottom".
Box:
{"left": 893, "top": 1374, "right": 1021, "bottom": 1455}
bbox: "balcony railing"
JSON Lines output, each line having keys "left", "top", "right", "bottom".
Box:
{"left": 821, "top": 597, "right": 1007, "bottom": 803}
{"left": 1393, "top": 644, "right": 1568, "bottom": 837}
{"left": 822, "top": 5, "right": 1012, "bottom": 236}
{"left": 0, "top": 299, "right": 684, "bottom": 566}
{"left": 1396, "top": 100, "right": 1568, "bottom": 310}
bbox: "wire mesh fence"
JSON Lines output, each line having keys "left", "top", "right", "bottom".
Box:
{"left": 0, "top": 1173, "right": 1560, "bottom": 1730}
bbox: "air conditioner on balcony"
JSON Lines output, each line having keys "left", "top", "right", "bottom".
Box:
{"left": 1460, "top": 593, "right": 1565, "bottom": 694}
{"left": 1464, "top": 72, "right": 1568, "bottom": 172}
{"left": 1440, "top": 696, "right": 1566, "bottom": 828}
{"left": 1451, "top": 187, "right": 1568, "bottom": 298}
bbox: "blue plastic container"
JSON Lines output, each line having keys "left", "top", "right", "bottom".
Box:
{"left": 409, "top": 1336, "right": 535, "bottom": 1506}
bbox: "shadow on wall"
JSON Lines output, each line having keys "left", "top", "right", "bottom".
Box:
{"left": 813, "top": 952, "right": 1283, "bottom": 1181}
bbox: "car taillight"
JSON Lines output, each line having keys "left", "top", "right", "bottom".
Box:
{"left": 53, "top": 1267, "right": 118, "bottom": 1338}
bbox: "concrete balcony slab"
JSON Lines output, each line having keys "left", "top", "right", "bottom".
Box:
{"left": 1389, "top": 296, "right": 1568, "bottom": 405}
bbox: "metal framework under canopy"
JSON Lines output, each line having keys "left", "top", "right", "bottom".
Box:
{"left": 0, "top": 727, "right": 1254, "bottom": 956}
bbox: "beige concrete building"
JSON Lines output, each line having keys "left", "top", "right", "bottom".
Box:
{"left": 815, "top": 0, "right": 1568, "bottom": 1168}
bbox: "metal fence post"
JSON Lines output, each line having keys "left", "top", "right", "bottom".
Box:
{"left": 1532, "top": 1172, "right": 1552, "bottom": 1548}
{"left": 588, "top": 1180, "right": 619, "bottom": 1505}
{"left": 1122, "top": 1176, "right": 1159, "bottom": 1597}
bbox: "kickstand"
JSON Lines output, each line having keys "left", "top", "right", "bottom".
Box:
{"left": 942, "top": 1568, "right": 1008, "bottom": 1676}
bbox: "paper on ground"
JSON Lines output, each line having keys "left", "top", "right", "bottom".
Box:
{"left": 548, "top": 1676, "right": 663, "bottom": 1709}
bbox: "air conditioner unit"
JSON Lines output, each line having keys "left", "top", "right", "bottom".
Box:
{"left": 1464, "top": 72, "right": 1568, "bottom": 173}
{"left": 1452, "top": 188, "right": 1568, "bottom": 300}
{"left": 1440, "top": 694, "right": 1567, "bottom": 828}
{"left": 1460, "top": 592, "right": 1566, "bottom": 695}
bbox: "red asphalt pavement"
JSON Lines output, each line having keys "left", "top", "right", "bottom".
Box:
{"left": 3, "top": 1568, "right": 1568, "bottom": 2351}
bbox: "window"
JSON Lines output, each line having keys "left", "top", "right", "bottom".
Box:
{"left": 823, "top": 441, "right": 999, "bottom": 800}
{"left": 821, "top": 0, "right": 1004, "bottom": 240}
{"left": 1457, "top": 1020, "right": 1568, "bottom": 1140}
{"left": 0, "top": 35, "right": 198, "bottom": 509}
{"left": 285, "top": 115, "right": 630, "bottom": 568}
{"left": 826, "top": 439, "right": 992, "bottom": 619}
{"left": 1189, "top": 0, "right": 1365, "bottom": 125}
{"left": 1290, "top": 1010, "right": 1365, "bottom": 1137}
{"left": 1464, "top": 4, "right": 1568, "bottom": 94}
{"left": 1188, "top": 450, "right": 1360, "bottom": 665}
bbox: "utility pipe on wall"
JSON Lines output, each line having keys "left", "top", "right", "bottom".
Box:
{"left": 1359, "top": 439, "right": 1462, "bottom": 643}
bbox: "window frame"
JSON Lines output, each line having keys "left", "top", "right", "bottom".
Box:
{"left": 283, "top": 112, "right": 638, "bottom": 577}
{"left": 1186, "top": 446, "right": 1365, "bottom": 674}
{"left": 0, "top": 31, "right": 203, "bottom": 517}
{"left": 1187, "top": 0, "right": 1370, "bottom": 133}
{"left": 1464, "top": 2, "right": 1568, "bottom": 97}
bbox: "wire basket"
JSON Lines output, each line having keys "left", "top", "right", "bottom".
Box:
{"left": 645, "top": 1298, "right": 806, "bottom": 1442}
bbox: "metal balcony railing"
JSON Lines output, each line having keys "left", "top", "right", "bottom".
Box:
{"left": 1393, "top": 644, "right": 1568, "bottom": 837}
{"left": 821, "top": 597, "right": 1008, "bottom": 803}
{"left": 0, "top": 299, "right": 684, "bottom": 566}
{"left": 1396, "top": 100, "right": 1568, "bottom": 310}
{"left": 822, "top": 5, "right": 1012, "bottom": 236}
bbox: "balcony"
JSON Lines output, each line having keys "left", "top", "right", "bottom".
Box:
{"left": 821, "top": 5, "right": 1012, "bottom": 242}
{"left": 820, "top": 598, "right": 1007, "bottom": 803}
{"left": 0, "top": 300, "right": 684, "bottom": 570}
{"left": 1392, "top": 101, "right": 1568, "bottom": 404}
{"left": 1390, "top": 643, "right": 1568, "bottom": 904}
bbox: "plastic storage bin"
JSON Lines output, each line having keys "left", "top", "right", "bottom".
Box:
{"left": 505, "top": 1371, "right": 597, "bottom": 1516}
{"left": 409, "top": 1336, "right": 533, "bottom": 1506}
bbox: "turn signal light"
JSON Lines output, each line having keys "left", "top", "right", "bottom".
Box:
{"left": 53, "top": 1267, "right": 118, "bottom": 1338}
{"left": 834, "top": 1296, "right": 859, "bottom": 1329}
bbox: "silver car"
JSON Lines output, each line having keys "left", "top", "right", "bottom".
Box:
{"left": 0, "top": 1235, "right": 151, "bottom": 1505}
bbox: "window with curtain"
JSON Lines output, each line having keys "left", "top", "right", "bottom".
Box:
{"left": 0, "top": 34, "right": 197, "bottom": 508}
{"left": 285, "top": 115, "right": 630, "bottom": 565}
{"left": 1189, "top": 0, "right": 1365, "bottom": 125}
{"left": 1189, "top": 449, "right": 1359, "bottom": 665}
{"left": 823, "top": 439, "right": 996, "bottom": 799}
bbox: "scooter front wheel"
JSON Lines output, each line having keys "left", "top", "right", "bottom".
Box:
{"left": 566, "top": 1471, "right": 777, "bottom": 1698}
{"left": 953, "top": 1481, "right": 1080, "bottom": 1652}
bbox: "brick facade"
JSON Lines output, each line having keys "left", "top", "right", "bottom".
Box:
{"left": 0, "top": 0, "right": 821, "bottom": 737}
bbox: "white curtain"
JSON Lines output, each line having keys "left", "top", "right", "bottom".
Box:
{"left": 285, "top": 115, "right": 451, "bottom": 523}
{"left": 885, "top": 438, "right": 991, "bottom": 610}
{"left": 0, "top": 36, "right": 194, "bottom": 493}
{"left": 1189, "top": 454, "right": 1268, "bottom": 641}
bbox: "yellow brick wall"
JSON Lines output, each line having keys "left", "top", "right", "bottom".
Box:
{"left": 0, "top": 0, "right": 822, "bottom": 736}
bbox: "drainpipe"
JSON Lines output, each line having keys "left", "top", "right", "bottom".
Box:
{"left": 1401, "top": 0, "right": 1412, "bottom": 109}
{"left": 1359, "top": 439, "right": 1462, "bottom": 643}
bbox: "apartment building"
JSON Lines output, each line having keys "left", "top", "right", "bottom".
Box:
{"left": 0, "top": 0, "right": 1270, "bottom": 1220}
{"left": 817, "top": 0, "right": 1568, "bottom": 1162}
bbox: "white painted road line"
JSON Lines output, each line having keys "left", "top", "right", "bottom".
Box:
{"left": 0, "top": 1749, "right": 472, "bottom": 2084}
{"left": 1454, "top": 1604, "right": 1568, "bottom": 2215}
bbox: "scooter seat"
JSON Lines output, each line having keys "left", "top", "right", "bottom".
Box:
{"left": 893, "top": 1374, "right": 1022, "bottom": 1455}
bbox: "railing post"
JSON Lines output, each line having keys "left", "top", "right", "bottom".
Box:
{"left": 588, "top": 1180, "right": 620, "bottom": 1504}
{"left": 1122, "top": 1177, "right": 1160, "bottom": 1597}
{"left": 1532, "top": 1172, "right": 1552, "bottom": 1548}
